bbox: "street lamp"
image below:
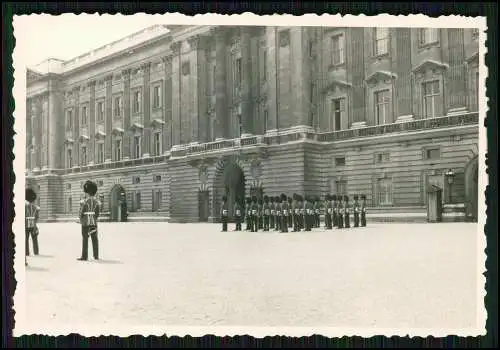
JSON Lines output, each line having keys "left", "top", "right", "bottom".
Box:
{"left": 445, "top": 168, "right": 455, "bottom": 203}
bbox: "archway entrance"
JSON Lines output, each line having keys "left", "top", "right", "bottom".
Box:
{"left": 214, "top": 160, "right": 246, "bottom": 221}
{"left": 109, "top": 184, "right": 126, "bottom": 222}
{"left": 464, "top": 156, "right": 479, "bottom": 222}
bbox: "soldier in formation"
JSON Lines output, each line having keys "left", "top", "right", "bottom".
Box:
{"left": 226, "top": 192, "right": 367, "bottom": 232}
{"left": 78, "top": 180, "right": 101, "bottom": 261}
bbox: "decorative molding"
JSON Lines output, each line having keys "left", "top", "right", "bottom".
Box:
{"left": 322, "top": 79, "right": 352, "bottom": 95}
{"left": 365, "top": 71, "right": 398, "bottom": 86}
{"left": 130, "top": 123, "right": 144, "bottom": 132}
{"left": 151, "top": 118, "right": 165, "bottom": 128}
{"left": 141, "top": 62, "right": 151, "bottom": 72}
{"left": 412, "top": 59, "right": 449, "bottom": 74}
{"left": 95, "top": 131, "right": 107, "bottom": 140}
{"left": 78, "top": 135, "right": 90, "bottom": 143}
{"left": 112, "top": 127, "right": 124, "bottom": 136}
{"left": 87, "top": 80, "right": 97, "bottom": 88}
{"left": 187, "top": 35, "right": 202, "bottom": 50}
{"left": 104, "top": 74, "right": 113, "bottom": 82}
{"left": 121, "top": 68, "right": 131, "bottom": 77}
{"left": 161, "top": 55, "right": 173, "bottom": 65}
{"left": 170, "top": 41, "right": 182, "bottom": 54}
{"left": 64, "top": 138, "right": 75, "bottom": 145}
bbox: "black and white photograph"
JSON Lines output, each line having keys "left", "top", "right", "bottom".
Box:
{"left": 13, "top": 13, "right": 487, "bottom": 337}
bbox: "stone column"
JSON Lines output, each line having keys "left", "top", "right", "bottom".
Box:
{"left": 162, "top": 55, "right": 173, "bottom": 152}
{"left": 214, "top": 28, "right": 228, "bottom": 139}
{"left": 88, "top": 80, "right": 96, "bottom": 165}
{"left": 241, "top": 26, "right": 254, "bottom": 136}
{"left": 72, "top": 86, "right": 80, "bottom": 165}
{"left": 188, "top": 35, "right": 201, "bottom": 143}
{"left": 47, "top": 80, "right": 62, "bottom": 170}
{"left": 34, "top": 96, "right": 42, "bottom": 170}
{"left": 350, "top": 28, "right": 366, "bottom": 126}
{"left": 170, "top": 42, "right": 182, "bottom": 147}
{"left": 447, "top": 28, "right": 467, "bottom": 113}
{"left": 104, "top": 75, "right": 113, "bottom": 162}
{"left": 265, "top": 27, "right": 278, "bottom": 134}
{"left": 122, "top": 69, "right": 131, "bottom": 159}
{"left": 142, "top": 62, "right": 151, "bottom": 157}
{"left": 394, "top": 28, "right": 414, "bottom": 121}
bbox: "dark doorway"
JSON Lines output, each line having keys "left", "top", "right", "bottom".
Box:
{"left": 221, "top": 163, "right": 246, "bottom": 221}
{"left": 109, "top": 184, "right": 126, "bottom": 222}
{"left": 198, "top": 190, "right": 209, "bottom": 222}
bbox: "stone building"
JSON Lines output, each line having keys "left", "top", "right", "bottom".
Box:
{"left": 25, "top": 25, "right": 480, "bottom": 223}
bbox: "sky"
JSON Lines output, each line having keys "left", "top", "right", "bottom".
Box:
{"left": 14, "top": 14, "right": 172, "bottom": 67}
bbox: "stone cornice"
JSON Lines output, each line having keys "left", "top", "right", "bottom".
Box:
{"left": 104, "top": 74, "right": 113, "bottom": 82}
{"left": 187, "top": 35, "right": 202, "bottom": 50}
{"left": 365, "top": 71, "right": 398, "bottom": 86}
{"left": 170, "top": 41, "right": 182, "bottom": 54}
{"left": 161, "top": 55, "right": 173, "bottom": 65}
{"left": 121, "top": 68, "right": 131, "bottom": 77}
{"left": 141, "top": 62, "right": 151, "bottom": 72}
{"left": 87, "top": 80, "right": 97, "bottom": 88}
{"left": 412, "top": 59, "right": 449, "bottom": 74}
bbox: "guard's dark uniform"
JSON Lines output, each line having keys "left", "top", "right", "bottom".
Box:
{"left": 337, "top": 196, "right": 344, "bottom": 229}
{"left": 344, "top": 195, "right": 351, "bottom": 228}
{"left": 325, "top": 195, "right": 333, "bottom": 229}
{"left": 274, "top": 196, "right": 281, "bottom": 231}
{"left": 263, "top": 195, "right": 271, "bottom": 231}
{"left": 221, "top": 196, "right": 229, "bottom": 232}
{"left": 25, "top": 188, "right": 40, "bottom": 262}
{"left": 250, "top": 196, "right": 259, "bottom": 232}
{"left": 234, "top": 197, "right": 243, "bottom": 231}
{"left": 292, "top": 194, "right": 300, "bottom": 232}
{"left": 78, "top": 181, "right": 101, "bottom": 261}
{"left": 245, "top": 197, "right": 251, "bottom": 231}
{"left": 257, "top": 198, "right": 264, "bottom": 231}
{"left": 353, "top": 195, "right": 360, "bottom": 228}
{"left": 298, "top": 196, "right": 305, "bottom": 231}
{"left": 287, "top": 196, "right": 293, "bottom": 228}
{"left": 360, "top": 194, "right": 367, "bottom": 227}
{"left": 314, "top": 196, "right": 321, "bottom": 228}
{"left": 332, "top": 195, "right": 338, "bottom": 227}
{"left": 270, "top": 197, "right": 275, "bottom": 229}
{"left": 304, "top": 197, "right": 313, "bottom": 231}
{"left": 280, "top": 194, "right": 289, "bottom": 233}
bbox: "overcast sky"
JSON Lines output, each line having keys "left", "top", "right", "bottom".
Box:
{"left": 14, "top": 14, "right": 171, "bottom": 67}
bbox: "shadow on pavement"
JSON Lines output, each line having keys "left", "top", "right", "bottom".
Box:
{"left": 33, "top": 254, "right": 54, "bottom": 258}
{"left": 26, "top": 266, "right": 49, "bottom": 272}
{"left": 92, "top": 259, "right": 123, "bottom": 265}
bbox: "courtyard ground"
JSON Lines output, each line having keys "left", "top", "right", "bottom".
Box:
{"left": 20, "top": 222, "right": 482, "bottom": 336}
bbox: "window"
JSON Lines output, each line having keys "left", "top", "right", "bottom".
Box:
{"left": 377, "top": 178, "right": 393, "bottom": 205}
{"left": 153, "top": 175, "right": 162, "bottom": 183}
{"left": 423, "top": 80, "right": 442, "bottom": 118}
{"left": 419, "top": 28, "right": 439, "bottom": 45}
{"left": 152, "top": 190, "right": 162, "bottom": 212}
{"left": 81, "top": 106, "right": 87, "bottom": 125}
{"left": 425, "top": 148, "right": 440, "bottom": 160}
{"left": 331, "top": 34, "right": 345, "bottom": 65}
{"left": 66, "top": 110, "right": 73, "bottom": 131}
{"left": 66, "top": 184, "right": 71, "bottom": 190}
{"left": 335, "top": 180, "right": 347, "bottom": 196}
{"left": 153, "top": 132, "right": 161, "bottom": 156}
{"left": 153, "top": 85, "right": 162, "bottom": 109}
{"left": 331, "top": 98, "right": 345, "bottom": 131}
{"left": 67, "top": 196, "right": 72, "bottom": 213}
{"left": 335, "top": 157, "right": 346, "bottom": 167}
{"left": 263, "top": 108, "right": 268, "bottom": 134}
{"left": 67, "top": 148, "right": 73, "bottom": 168}
{"left": 114, "top": 96, "right": 122, "bottom": 118}
{"left": 97, "top": 180, "right": 104, "bottom": 187}
{"left": 374, "top": 28, "right": 389, "bottom": 56}
{"left": 235, "top": 57, "right": 242, "bottom": 89}
{"left": 133, "top": 176, "right": 141, "bottom": 184}
{"left": 375, "top": 152, "right": 390, "bottom": 164}
{"left": 132, "top": 90, "right": 142, "bottom": 114}
{"left": 97, "top": 101, "right": 104, "bottom": 122}
{"left": 134, "top": 136, "right": 141, "bottom": 159}
{"left": 133, "top": 191, "right": 142, "bottom": 211}
{"left": 97, "top": 143, "right": 104, "bottom": 164}
{"left": 113, "top": 139, "right": 122, "bottom": 161}
{"left": 81, "top": 146, "right": 87, "bottom": 166}
{"left": 375, "top": 89, "right": 391, "bottom": 125}
{"left": 237, "top": 114, "right": 243, "bottom": 137}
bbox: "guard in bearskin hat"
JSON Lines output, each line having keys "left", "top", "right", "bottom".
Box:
{"left": 292, "top": 194, "right": 299, "bottom": 232}
{"left": 220, "top": 195, "right": 229, "bottom": 232}
{"left": 287, "top": 196, "right": 293, "bottom": 228}
{"left": 250, "top": 196, "right": 259, "bottom": 232}
{"left": 353, "top": 195, "right": 360, "bottom": 228}
{"left": 324, "top": 195, "right": 333, "bottom": 230}
{"left": 360, "top": 194, "right": 367, "bottom": 227}
{"left": 263, "top": 195, "right": 271, "bottom": 231}
{"left": 234, "top": 196, "right": 243, "bottom": 231}
{"left": 332, "top": 195, "right": 338, "bottom": 227}
{"left": 245, "top": 197, "right": 252, "bottom": 231}
{"left": 314, "top": 196, "right": 321, "bottom": 228}
{"left": 25, "top": 188, "right": 40, "bottom": 264}
{"left": 298, "top": 195, "right": 305, "bottom": 231}
{"left": 337, "top": 195, "right": 344, "bottom": 229}
{"left": 279, "top": 194, "right": 289, "bottom": 233}
{"left": 274, "top": 196, "right": 281, "bottom": 231}
{"left": 304, "top": 196, "right": 313, "bottom": 231}
{"left": 269, "top": 196, "right": 276, "bottom": 229}
{"left": 78, "top": 180, "right": 101, "bottom": 261}
{"left": 344, "top": 195, "right": 351, "bottom": 228}
{"left": 258, "top": 197, "right": 264, "bottom": 230}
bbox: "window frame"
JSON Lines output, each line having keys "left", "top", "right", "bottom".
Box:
{"left": 419, "top": 28, "right": 439, "bottom": 47}
{"left": 377, "top": 177, "right": 393, "bottom": 206}
{"left": 422, "top": 79, "right": 442, "bottom": 119}
{"left": 374, "top": 89, "right": 391, "bottom": 125}
{"left": 330, "top": 97, "right": 346, "bottom": 131}
{"left": 132, "top": 89, "right": 142, "bottom": 114}
{"left": 373, "top": 27, "right": 390, "bottom": 57}
{"left": 331, "top": 34, "right": 345, "bottom": 66}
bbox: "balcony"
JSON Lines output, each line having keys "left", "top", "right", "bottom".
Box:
{"left": 28, "top": 112, "right": 478, "bottom": 177}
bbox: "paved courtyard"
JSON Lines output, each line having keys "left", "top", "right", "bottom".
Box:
{"left": 21, "top": 222, "right": 481, "bottom": 335}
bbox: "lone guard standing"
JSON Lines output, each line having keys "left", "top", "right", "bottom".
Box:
{"left": 263, "top": 195, "right": 271, "bottom": 231}
{"left": 25, "top": 188, "right": 40, "bottom": 265}
{"left": 337, "top": 195, "right": 344, "bottom": 229}
{"left": 234, "top": 197, "right": 243, "bottom": 231}
{"left": 353, "top": 195, "right": 360, "bottom": 228}
{"left": 270, "top": 196, "right": 276, "bottom": 230}
{"left": 360, "top": 194, "right": 367, "bottom": 227}
{"left": 325, "top": 195, "right": 333, "bottom": 229}
{"left": 78, "top": 180, "right": 100, "bottom": 261}
{"left": 220, "top": 196, "right": 229, "bottom": 232}
{"left": 344, "top": 195, "right": 351, "bottom": 228}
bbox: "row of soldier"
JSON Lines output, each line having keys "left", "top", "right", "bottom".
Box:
{"left": 221, "top": 193, "right": 367, "bottom": 232}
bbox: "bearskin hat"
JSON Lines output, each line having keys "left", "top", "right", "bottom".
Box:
{"left": 270, "top": 196, "right": 275, "bottom": 203}
{"left": 361, "top": 194, "right": 366, "bottom": 200}
{"left": 280, "top": 193, "right": 287, "bottom": 202}
{"left": 264, "top": 195, "right": 269, "bottom": 203}
{"left": 26, "top": 188, "right": 37, "bottom": 203}
{"left": 353, "top": 194, "right": 359, "bottom": 200}
{"left": 344, "top": 195, "right": 349, "bottom": 202}
{"left": 83, "top": 180, "right": 98, "bottom": 196}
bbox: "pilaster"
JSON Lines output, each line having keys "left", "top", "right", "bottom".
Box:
{"left": 72, "top": 86, "right": 81, "bottom": 165}
{"left": 188, "top": 35, "right": 202, "bottom": 142}
{"left": 88, "top": 80, "right": 96, "bottom": 165}
{"left": 142, "top": 62, "right": 151, "bottom": 157}
{"left": 122, "top": 69, "right": 131, "bottom": 159}
{"left": 170, "top": 41, "right": 182, "bottom": 146}
{"left": 241, "top": 27, "right": 254, "bottom": 135}
{"left": 394, "top": 28, "right": 414, "bottom": 119}
{"left": 104, "top": 75, "right": 113, "bottom": 161}
{"left": 265, "top": 27, "right": 278, "bottom": 133}
{"left": 213, "top": 28, "right": 228, "bottom": 139}
{"left": 447, "top": 28, "right": 468, "bottom": 112}
{"left": 162, "top": 55, "right": 173, "bottom": 152}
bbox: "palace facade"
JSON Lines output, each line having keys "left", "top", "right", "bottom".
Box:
{"left": 26, "top": 25, "right": 480, "bottom": 223}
